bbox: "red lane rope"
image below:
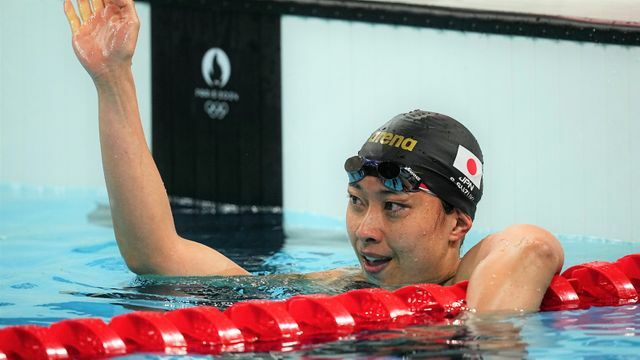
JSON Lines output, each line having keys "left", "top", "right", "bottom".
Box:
{"left": 1, "top": 254, "right": 638, "bottom": 359}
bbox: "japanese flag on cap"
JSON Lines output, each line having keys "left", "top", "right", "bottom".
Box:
{"left": 453, "top": 145, "right": 483, "bottom": 189}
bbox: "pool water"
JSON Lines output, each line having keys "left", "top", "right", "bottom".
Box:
{"left": 1, "top": 183, "right": 639, "bottom": 358}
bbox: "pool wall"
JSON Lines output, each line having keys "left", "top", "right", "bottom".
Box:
{"left": 281, "top": 14, "right": 640, "bottom": 242}
{"left": 0, "top": 1, "right": 153, "bottom": 189}
{"left": 1, "top": 1, "right": 640, "bottom": 242}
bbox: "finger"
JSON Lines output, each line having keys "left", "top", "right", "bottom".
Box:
{"left": 107, "top": 0, "right": 131, "bottom": 6}
{"left": 77, "top": 0, "right": 92, "bottom": 23}
{"left": 63, "top": 0, "right": 81, "bottom": 34}
{"left": 105, "top": 0, "right": 139, "bottom": 23}
{"left": 91, "top": 0, "right": 104, "bottom": 13}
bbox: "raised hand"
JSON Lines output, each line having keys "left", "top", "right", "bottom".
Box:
{"left": 64, "top": 0, "right": 140, "bottom": 82}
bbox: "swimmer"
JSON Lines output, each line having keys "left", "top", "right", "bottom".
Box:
{"left": 64, "top": 0, "right": 564, "bottom": 313}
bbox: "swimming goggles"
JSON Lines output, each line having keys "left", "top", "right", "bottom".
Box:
{"left": 344, "top": 156, "right": 432, "bottom": 194}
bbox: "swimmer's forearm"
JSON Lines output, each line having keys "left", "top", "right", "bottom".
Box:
{"left": 96, "top": 68, "right": 176, "bottom": 273}
{"left": 65, "top": 0, "right": 246, "bottom": 276}
{"left": 95, "top": 69, "right": 249, "bottom": 276}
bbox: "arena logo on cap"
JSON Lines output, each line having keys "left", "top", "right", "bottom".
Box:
{"left": 453, "top": 145, "right": 483, "bottom": 189}
{"left": 193, "top": 47, "right": 240, "bottom": 120}
{"left": 368, "top": 131, "right": 418, "bottom": 151}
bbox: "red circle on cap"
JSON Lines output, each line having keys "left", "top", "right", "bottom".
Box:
{"left": 467, "top": 159, "right": 477, "bottom": 176}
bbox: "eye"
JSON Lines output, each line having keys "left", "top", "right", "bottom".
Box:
{"left": 384, "top": 201, "right": 406, "bottom": 213}
{"left": 348, "top": 194, "right": 363, "bottom": 206}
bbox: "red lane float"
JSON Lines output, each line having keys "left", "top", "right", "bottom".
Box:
{"left": 0, "top": 325, "right": 68, "bottom": 360}
{"left": 109, "top": 311, "right": 187, "bottom": 355}
{"left": 0, "top": 254, "right": 638, "bottom": 359}
{"left": 334, "top": 288, "right": 413, "bottom": 330}
{"left": 224, "top": 300, "right": 301, "bottom": 343}
{"left": 164, "top": 306, "right": 244, "bottom": 353}
{"left": 562, "top": 261, "right": 638, "bottom": 307}
{"left": 394, "top": 280, "right": 468, "bottom": 323}
{"left": 539, "top": 275, "right": 581, "bottom": 311}
{"left": 286, "top": 294, "right": 355, "bottom": 339}
{"left": 50, "top": 318, "right": 126, "bottom": 358}
{"left": 614, "top": 254, "right": 640, "bottom": 291}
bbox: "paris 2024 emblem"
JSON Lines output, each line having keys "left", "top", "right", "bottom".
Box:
{"left": 194, "top": 47, "right": 240, "bottom": 120}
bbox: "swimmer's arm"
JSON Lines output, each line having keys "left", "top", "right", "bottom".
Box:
{"left": 455, "top": 224, "right": 564, "bottom": 313}
{"left": 65, "top": 0, "right": 248, "bottom": 276}
{"left": 96, "top": 72, "right": 248, "bottom": 276}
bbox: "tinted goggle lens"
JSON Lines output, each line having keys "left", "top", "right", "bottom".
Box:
{"left": 344, "top": 156, "right": 454, "bottom": 212}
{"left": 344, "top": 156, "right": 417, "bottom": 192}
{"left": 344, "top": 156, "right": 366, "bottom": 173}
{"left": 377, "top": 161, "right": 401, "bottom": 179}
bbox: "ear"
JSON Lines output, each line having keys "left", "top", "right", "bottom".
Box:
{"left": 448, "top": 208, "right": 472, "bottom": 246}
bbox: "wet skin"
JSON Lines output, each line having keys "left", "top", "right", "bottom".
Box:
{"left": 346, "top": 176, "right": 467, "bottom": 287}
{"left": 64, "top": 0, "right": 140, "bottom": 84}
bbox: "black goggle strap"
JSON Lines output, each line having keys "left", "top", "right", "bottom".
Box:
{"left": 398, "top": 167, "right": 423, "bottom": 191}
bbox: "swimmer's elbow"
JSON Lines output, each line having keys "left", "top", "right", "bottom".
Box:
{"left": 118, "top": 237, "right": 250, "bottom": 277}
{"left": 113, "top": 231, "right": 183, "bottom": 275}
{"left": 123, "top": 255, "right": 183, "bottom": 276}
{"left": 118, "top": 242, "right": 169, "bottom": 275}
{"left": 121, "top": 252, "right": 155, "bottom": 275}
{"left": 506, "top": 224, "right": 565, "bottom": 272}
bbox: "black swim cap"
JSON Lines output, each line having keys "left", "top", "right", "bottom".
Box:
{"left": 357, "top": 110, "right": 484, "bottom": 219}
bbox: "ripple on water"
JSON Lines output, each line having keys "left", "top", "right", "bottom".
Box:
{"left": 2, "top": 185, "right": 640, "bottom": 357}
{"left": 85, "top": 257, "right": 128, "bottom": 271}
{"left": 9, "top": 283, "right": 38, "bottom": 289}
{"left": 72, "top": 241, "right": 116, "bottom": 254}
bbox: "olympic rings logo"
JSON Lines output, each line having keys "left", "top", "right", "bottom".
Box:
{"left": 204, "top": 100, "right": 229, "bottom": 119}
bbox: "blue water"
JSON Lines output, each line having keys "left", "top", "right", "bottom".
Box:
{"left": 1, "top": 183, "right": 639, "bottom": 358}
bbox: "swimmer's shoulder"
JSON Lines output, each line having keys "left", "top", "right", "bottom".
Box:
{"left": 450, "top": 225, "right": 562, "bottom": 285}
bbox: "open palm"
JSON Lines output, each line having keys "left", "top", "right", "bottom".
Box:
{"left": 64, "top": 0, "right": 140, "bottom": 80}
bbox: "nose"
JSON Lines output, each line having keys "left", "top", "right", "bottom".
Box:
{"left": 354, "top": 207, "right": 384, "bottom": 243}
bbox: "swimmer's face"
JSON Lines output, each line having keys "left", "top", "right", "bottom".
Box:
{"left": 346, "top": 176, "right": 468, "bottom": 286}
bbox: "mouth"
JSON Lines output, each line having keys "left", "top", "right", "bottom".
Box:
{"left": 360, "top": 253, "right": 392, "bottom": 274}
